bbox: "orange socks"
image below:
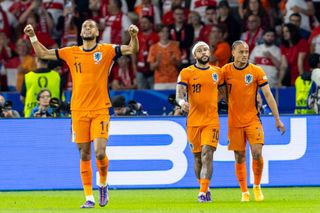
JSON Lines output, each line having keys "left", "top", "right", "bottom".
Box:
{"left": 252, "top": 157, "right": 264, "bottom": 185}
{"left": 96, "top": 155, "right": 109, "bottom": 186}
{"left": 199, "top": 179, "right": 210, "bottom": 193}
{"left": 235, "top": 162, "right": 248, "bottom": 192}
{"left": 80, "top": 160, "right": 93, "bottom": 196}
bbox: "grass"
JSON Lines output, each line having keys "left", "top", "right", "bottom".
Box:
{"left": 0, "top": 187, "right": 319, "bottom": 213}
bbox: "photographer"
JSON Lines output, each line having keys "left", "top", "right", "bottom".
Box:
{"left": 0, "top": 95, "right": 20, "bottom": 118}
{"left": 111, "top": 95, "right": 148, "bottom": 116}
{"left": 30, "top": 89, "right": 54, "bottom": 118}
{"left": 167, "top": 94, "right": 186, "bottom": 116}
{"left": 49, "top": 97, "right": 70, "bottom": 117}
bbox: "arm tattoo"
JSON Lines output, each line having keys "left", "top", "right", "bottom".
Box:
{"left": 176, "top": 84, "right": 187, "bottom": 104}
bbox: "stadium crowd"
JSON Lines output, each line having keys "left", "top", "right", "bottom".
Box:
{"left": 0, "top": 0, "right": 320, "bottom": 117}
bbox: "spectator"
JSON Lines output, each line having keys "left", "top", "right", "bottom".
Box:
{"left": 30, "top": 89, "right": 54, "bottom": 118}
{"left": 250, "top": 28, "right": 281, "bottom": 88}
{"left": 162, "top": 0, "right": 189, "bottom": 25}
{"left": 217, "top": 0, "right": 241, "bottom": 45}
{"left": 280, "top": 23, "right": 309, "bottom": 86}
{"left": 208, "top": 24, "right": 231, "bottom": 67}
{"left": 308, "top": 25, "right": 320, "bottom": 54}
{"left": 0, "top": 94, "right": 20, "bottom": 118}
{"left": 198, "top": 6, "right": 217, "bottom": 43}
{"left": 99, "top": 0, "right": 131, "bottom": 44}
{"left": 284, "top": 0, "right": 315, "bottom": 32}
{"left": 134, "top": 0, "right": 161, "bottom": 25}
{"left": 0, "top": 32, "right": 12, "bottom": 91}
{"left": 136, "top": 16, "right": 159, "bottom": 89}
{"left": 169, "top": 6, "right": 194, "bottom": 69}
{"left": 20, "top": 58, "right": 63, "bottom": 118}
{"left": 240, "top": 14, "right": 263, "bottom": 52}
{"left": 289, "top": 12, "right": 310, "bottom": 40}
{"left": 240, "top": 0, "right": 271, "bottom": 30}
{"left": 189, "top": 0, "right": 217, "bottom": 22}
{"left": 59, "top": 0, "right": 79, "bottom": 47}
{"left": 4, "top": 38, "right": 36, "bottom": 92}
{"left": 187, "top": 11, "right": 203, "bottom": 42}
{"left": 148, "top": 25, "right": 181, "bottom": 90}
{"left": 110, "top": 56, "right": 137, "bottom": 90}
{"left": 23, "top": 12, "right": 57, "bottom": 49}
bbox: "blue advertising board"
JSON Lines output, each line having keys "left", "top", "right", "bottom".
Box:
{"left": 0, "top": 115, "right": 319, "bottom": 190}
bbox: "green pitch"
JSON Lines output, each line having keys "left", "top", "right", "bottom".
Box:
{"left": 0, "top": 187, "right": 319, "bottom": 213}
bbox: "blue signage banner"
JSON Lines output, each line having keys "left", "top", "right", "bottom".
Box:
{"left": 0, "top": 115, "right": 319, "bottom": 190}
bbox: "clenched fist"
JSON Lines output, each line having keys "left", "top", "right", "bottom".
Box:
{"left": 128, "top": 24, "right": 139, "bottom": 37}
{"left": 24, "top": 24, "right": 36, "bottom": 37}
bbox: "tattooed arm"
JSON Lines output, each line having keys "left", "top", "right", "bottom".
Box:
{"left": 176, "top": 83, "right": 190, "bottom": 112}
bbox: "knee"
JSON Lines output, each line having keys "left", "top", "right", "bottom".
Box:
{"left": 201, "top": 150, "right": 213, "bottom": 163}
{"left": 235, "top": 152, "right": 246, "bottom": 163}
{"left": 80, "top": 151, "right": 91, "bottom": 161}
{"left": 95, "top": 149, "right": 106, "bottom": 160}
{"left": 252, "top": 151, "right": 262, "bottom": 160}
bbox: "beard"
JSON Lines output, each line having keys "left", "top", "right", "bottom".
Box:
{"left": 82, "top": 35, "right": 95, "bottom": 41}
{"left": 264, "top": 40, "right": 274, "bottom": 46}
{"left": 197, "top": 56, "right": 209, "bottom": 65}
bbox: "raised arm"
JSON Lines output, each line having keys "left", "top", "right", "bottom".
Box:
{"left": 260, "top": 84, "right": 286, "bottom": 135}
{"left": 23, "top": 24, "right": 57, "bottom": 60}
{"left": 176, "top": 83, "right": 189, "bottom": 112}
{"left": 120, "top": 24, "right": 139, "bottom": 56}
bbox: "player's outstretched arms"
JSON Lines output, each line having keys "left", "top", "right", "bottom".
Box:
{"left": 260, "top": 84, "right": 286, "bottom": 135}
{"left": 121, "top": 24, "right": 139, "bottom": 55}
{"left": 24, "top": 24, "right": 57, "bottom": 60}
{"left": 176, "top": 84, "right": 189, "bottom": 112}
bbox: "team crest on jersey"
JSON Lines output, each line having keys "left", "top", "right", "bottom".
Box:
{"left": 93, "top": 52, "right": 102, "bottom": 64}
{"left": 212, "top": 73, "right": 218, "bottom": 83}
{"left": 245, "top": 74, "right": 253, "bottom": 85}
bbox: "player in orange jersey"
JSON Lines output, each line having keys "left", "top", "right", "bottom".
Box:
{"left": 24, "top": 20, "right": 139, "bottom": 208}
{"left": 221, "top": 40, "right": 285, "bottom": 202}
{"left": 176, "top": 41, "right": 223, "bottom": 203}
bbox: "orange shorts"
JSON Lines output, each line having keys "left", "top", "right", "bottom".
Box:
{"left": 228, "top": 123, "right": 264, "bottom": 151}
{"left": 187, "top": 125, "right": 219, "bottom": 153}
{"left": 71, "top": 109, "right": 110, "bottom": 143}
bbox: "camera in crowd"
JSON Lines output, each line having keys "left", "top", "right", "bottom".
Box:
{"left": 0, "top": 100, "right": 12, "bottom": 117}
{"left": 49, "top": 97, "right": 71, "bottom": 116}
{"left": 167, "top": 94, "right": 186, "bottom": 116}
{"left": 112, "top": 95, "right": 148, "bottom": 116}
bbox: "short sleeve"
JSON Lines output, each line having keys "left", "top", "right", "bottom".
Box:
{"left": 256, "top": 66, "right": 268, "bottom": 87}
{"left": 218, "top": 68, "right": 224, "bottom": 85}
{"left": 177, "top": 69, "right": 189, "bottom": 86}
{"left": 56, "top": 47, "right": 73, "bottom": 62}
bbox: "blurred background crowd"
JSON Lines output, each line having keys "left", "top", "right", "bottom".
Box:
{"left": 0, "top": 0, "right": 320, "bottom": 118}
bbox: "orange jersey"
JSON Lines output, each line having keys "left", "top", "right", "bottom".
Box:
{"left": 57, "top": 44, "right": 120, "bottom": 111}
{"left": 178, "top": 64, "right": 223, "bottom": 127}
{"left": 221, "top": 63, "right": 268, "bottom": 127}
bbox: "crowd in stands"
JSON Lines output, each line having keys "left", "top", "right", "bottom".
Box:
{"left": 0, "top": 0, "right": 320, "bottom": 117}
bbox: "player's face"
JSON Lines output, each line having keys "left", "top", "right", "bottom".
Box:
{"left": 194, "top": 45, "right": 210, "bottom": 65}
{"left": 80, "top": 20, "right": 99, "bottom": 41}
{"left": 232, "top": 43, "right": 249, "bottom": 64}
